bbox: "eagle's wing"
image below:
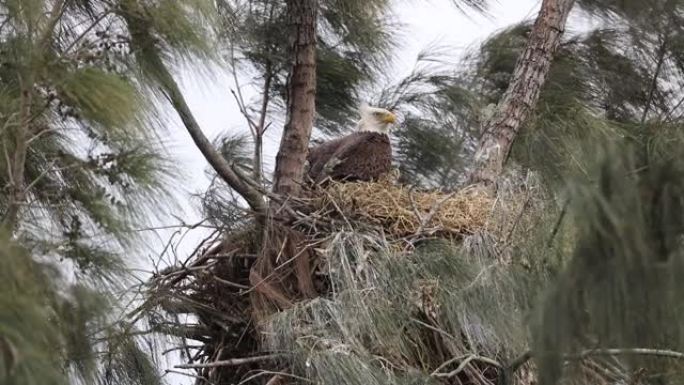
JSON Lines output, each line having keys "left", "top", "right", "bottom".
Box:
{"left": 306, "top": 136, "right": 349, "bottom": 183}
{"left": 325, "top": 132, "right": 392, "bottom": 182}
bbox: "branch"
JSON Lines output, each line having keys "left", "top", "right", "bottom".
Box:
{"left": 254, "top": 65, "right": 273, "bottom": 183}
{"left": 415, "top": 190, "right": 458, "bottom": 236}
{"left": 501, "top": 347, "right": 684, "bottom": 385}
{"left": 1, "top": 75, "right": 33, "bottom": 234}
{"left": 432, "top": 354, "right": 502, "bottom": 379}
{"left": 155, "top": 60, "right": 266, "bottom": 216}
{"left": 174, "top": 354, "right": 284, "bottom": 369}
{"left": 40, "top": 0, "right": 68, "bottom": 49}
{"left": 575, "top": 348, "right": 684, "bottom": 360}
{"left": 640, "top": 37, "right": 668, "bottom": 126}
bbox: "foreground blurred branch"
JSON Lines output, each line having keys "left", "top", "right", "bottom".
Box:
{"left": 501, "top": 347, "right": 684, "bottom": 385}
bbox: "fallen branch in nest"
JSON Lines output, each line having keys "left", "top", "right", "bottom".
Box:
{"left": 174, "top": 353, "right": 286, "bottom": 369}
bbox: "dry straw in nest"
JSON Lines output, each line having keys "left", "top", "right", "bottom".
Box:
{"left": 312, "top": 175, "right": 494, "bottom": 238}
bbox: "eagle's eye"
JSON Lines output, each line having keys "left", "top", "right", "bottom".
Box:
{"left": 373, "top": 111, "right": 382, "bottom": 116}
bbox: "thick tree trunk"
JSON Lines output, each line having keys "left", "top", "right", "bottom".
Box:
{"left": 272, "top": 0, "right": 317, "bottom": 196}
{"left": 468, "top": 0, "right": 576, "bottom": 185}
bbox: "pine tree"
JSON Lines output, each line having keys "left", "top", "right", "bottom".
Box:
{"left": 136, "top": 1, "right": 684, "bottom": 385}
{"left": 0, "top": 1, "right": 216, "bottom": 384}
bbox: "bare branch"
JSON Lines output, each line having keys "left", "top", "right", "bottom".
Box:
{"left": 1, "top": 75, "right": 33, "bottom": 234}
{"left": 174, "top": 354, "right": 285, "bottom": 369}
{"left": 432, "top": 354, "right": 502, "bottom": 379}
{"left": 154, "top": 59, "right": 267, "bottom": 216}
{"left": 640, "top": 36, "right": 668, "bottom": 125}
{"left": 503, "top": 347, "right": 684, "bottom": 384}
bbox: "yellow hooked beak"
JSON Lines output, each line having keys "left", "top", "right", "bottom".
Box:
{"left": 382, "top": 112, "right": 397, "bottom": 124}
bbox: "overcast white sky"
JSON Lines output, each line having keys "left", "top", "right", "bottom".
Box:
{"left": 150, "top": 0, "right": 554, "bottom": 381}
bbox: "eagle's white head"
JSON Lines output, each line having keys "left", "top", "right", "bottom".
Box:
{"left": 356, "top": 104, "right": 397, "bottom": 134}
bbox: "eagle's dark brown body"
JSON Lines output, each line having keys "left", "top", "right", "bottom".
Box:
{"left": 305, "top": 131, "right": 392, "bottom": 184}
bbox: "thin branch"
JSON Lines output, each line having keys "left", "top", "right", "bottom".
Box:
{"left": 164, "top": 369, "right": 216, "bottom": 385}
{"left": 153, "top": 56, "right": 267, "bottom": 216}
{"left": 640, "top": 37, "right": 668, "bottom": 126}
{"left": 237, "top": 370, "right": 312, "bottom": 385}
{"left": 432, "top": 354, "right": 502, "bottom": 379}
{"left": 174, "top": 354, "right": 285, "bottom": 369}
{"left": 40, "top": 0, "right": 68, "bottom": 49}
{"left": 63, "top": 10, "right": 113, "bottom": 54}
{"left": 503, "top": 347, "right": 684, "bottom": 384}
{"left": 576, "top": 348, "right": 684, "bottom": 361}
{"left": 254, "top": 64, "right": 273, "bottom": 184}
{"left": 212, "top": 275, "right": 250, "bottom": 290}
{"left": 416, "top": 190, "right": 458, "bottom": 236}
{"left": 546, "top": 198, "right": 569, "bottom": 248}
{"left": 503, "top": 190, "right": 531, "bottom": 245}
{"left": 1, "top": 75, "right": 33, "bottom": 234}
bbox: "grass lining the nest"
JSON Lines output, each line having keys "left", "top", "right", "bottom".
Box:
{"left": 312, "top": 177, "right": 495, "bottom": 238}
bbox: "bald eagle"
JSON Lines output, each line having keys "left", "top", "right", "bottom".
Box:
{"left": 306, "top": 105, "right": 397, "bottom": 185}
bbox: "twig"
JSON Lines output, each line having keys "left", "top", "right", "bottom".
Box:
{"left": 265, "top": 374, "right": 285, "bottom": 385}
{"left": 410, "top": 317, "right": 458, "bottom": 341}
{"left": 63, "top": 10, "right": 113, "bottom": 53}
{"left": 503, "top": 190, "right": 531, "bottom": 245}
{"left": 321, "top": 187, "right": 353, "bottom": 229}
{"left": 546, "top": 199, "right": 569, "bottom": 248}
{"left": 576, "top": 348, "right": 684, "bottom": 361}
{"left": 164, "top": 369, "right": 216, "bottom": 385}
{"left": 175, "top": 354, "right": 285, "bottom": 369}
{"left": 432, "top": 354, "right": 470, "bottom": 375}
{"left": 238, "top": 370, "right": 312, "bottom": 385}
{"left": 212, "top": 276, "right": 250, "bottom": 290}
{"left": 640, "top": 36, "right": 668, "bottom": 126}
{"left": 414, "top": 191, "right": 458, "bottom": 236}
{"left": 501, "top": 347, "right": 684, "bottom": 385}
{"left": 432, "top": 354, "right": 502, "bottom": 379}
{"left": 506, "top": 350, "right": 532, "bottom": 374}
{"left": 162, "top": 345, "right": 203, "bottom": 355}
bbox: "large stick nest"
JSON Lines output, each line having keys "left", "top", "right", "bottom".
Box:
{"left": 146, "top": 176, "right": 554, "bottom": 385}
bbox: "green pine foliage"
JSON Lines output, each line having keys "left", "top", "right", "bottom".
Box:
{"left": 0, "top": 1, "right": 217, "bottom": 384}
{"left": 216, "top": 0, "right": 398, "bottom": 134}
{"left": 7, "top": 1, "right": 684, "bottom": 385}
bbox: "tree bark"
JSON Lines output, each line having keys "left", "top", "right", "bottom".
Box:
{"left": 468, "top": 0, "right": 576, "bottom": 186}
{"left": 272, "top": 0, "right": 317, "bottom": 196}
